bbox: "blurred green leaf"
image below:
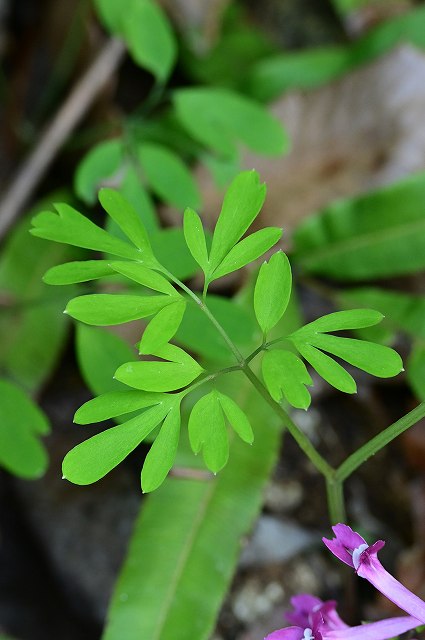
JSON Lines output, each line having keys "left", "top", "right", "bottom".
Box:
{"left": 262, "top": 350, "right": 312, "bottom": 409}
{"left": 254, "top": 251, "right": 292, "bottom": 335}
{"left": 208, "top": 170, "right": 266, "bottom": 273}
{"left": 407, "top": 343, "right": 425, "bottom": 401}
{"left": 139, "top": 300, "right": 186, "bottom": 354}
{"left": 176, "top": 294, "right": 259, "bottom": 363}
{"left": 63, "top": 400, "right": 172, "bottom": 484}
{"left": 138, "top": 143, "right": 201, "bottom": 210}
{"left": 76, "top": 324, "right": 136, "bottom": 396}
{"left": 150, "top": 227, "right": 200, "bottom": 280}
{"left": 31, "top": 202, "right": 141, "bottom": 260}
{"left": 141, "top": 405, "right": 181, "bottom": 492}
{"left": 122, "top": 0, "right": 177, "bottom": 82}
{"left": 188, "top": 390, "right": 229, "bottom": 473}
{"left": 173, "top": 88, "right": 288, "bottom": 157}
{"left": 247, "top": 47, "right": 350, "bottom": 102}
{"left": 66, "top": 293, "right": 173, "bottom": 325}
{"left": 119, "top": 166, "right": 159, "bottom": 234}
{"left": 337, "top": 288, "right": 425, "bottom": 341}
{"left": 211, "top": 227, "right": 282, "bottom": 280}
{"left": 0, "top": 379, "right": 50, "bottom": 478}
{"left": 74, "top": 139, "right": 123, "bottom": 204}
{"left": 183, "top": 207, "right": 209, "bottom": 272}
{"left": 115, "top": 344, "right": 203, "bottom": 392}
{"left": 293, "top": 173, "right": 425, "bottom": 280}
{"left": 0, "top": 203, "right": 76, "bottom": 392}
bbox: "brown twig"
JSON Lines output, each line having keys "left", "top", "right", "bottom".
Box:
{"left": 0, "top": 37, "right": 126, "bottom": 241}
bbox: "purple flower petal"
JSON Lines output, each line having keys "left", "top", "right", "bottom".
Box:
{"left": 322, "top": 536, "right": 353, "bottom": 567}
{"left": 326, "top": 615, "right": 421, "bottom": 640}
{"left": 264, "top": 627, "right": 305, "bottom": 640}
{"left": 332, "top": 524, "right": 366, "bottom": 549}
{"left": 286, "top": 594, "right": 322, "bottom": 626}
{"left": 357, "top": 558, "right": 425, "bottom": 623}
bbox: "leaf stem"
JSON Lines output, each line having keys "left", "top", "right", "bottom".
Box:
{"left": 335, "top": 401, "right": 425, "bottom": 482}
{"left": 326, "top": 477, "right": 346, "bottom": 523}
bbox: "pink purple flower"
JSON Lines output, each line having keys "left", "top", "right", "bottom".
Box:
{"left": 323, "top": 524, "right": 425, "bottom": 623}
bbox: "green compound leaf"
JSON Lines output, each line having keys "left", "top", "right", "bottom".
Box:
{"left": 293, "top": 172, "right": 425, "bottom": 280}
{"left": 63, "top": 401, "right": 172, "bottom": 485}
{"left": 141, "top": 404, "right": 181, "bottom": 493}
{"left": 65, "top": 293, "right": 173, "bottom": 325}
{"left": 109, "top": 261, "right": 177, "bottom": 295}
{"left": 208, "top": 170, "right": 266, "bottom": 274}
{"left": 262, "top": 350, "right": 312, "bottom": 409}
{"left": 99, "top": 188, "right": 154, "bottom": 261}
{"left": 138, "top": 143, "right": 201, "bottom": 210}
{"left": 295, "top": 343, "right": 357, "bottom": 394}
{"left": 115, "top": 344, "right": 204, "bottom": 392}
{"left": 139, "top": 300, "right": 186, "bottom": 355}
{"left": 188, "top": 391, "right": 229, "bottom": 473}
{"left": 74, "top": 390, "right": 165, "bottom": 424}
{"left": 216, "top": 392, "right": 254, "bottom": 444}
{"left": 0, "top": 379, "right": 50, "bottom": 478}
{"left": 294, "top": 309, "right": 384, "bottom": 336}
{"left": 76, "top": 325, "right": 137, "bottom": 397}
{"left": 297, "top": 333, "right": 403, "bottom": 379}
{"left": 211, "top": 227, "right": 282, "bottom": 281}
{"left": 183, "top": 207, "right": 209, "bottom": 273}
{"left": 74, "top": 139, "right": 123, "bottom": 204}
{"left": 122, "top": 0, "right": 177, "bottom": 82}
{"left": 173, "top": 87, "right": 288, "bottom": 157}
{"left": 118, "top": 166, "right": 159, "bottom": 235}
{"left": 31, "top": 202, "right": 141, "bottom": 260}
{"left": 254, "top": 251, "right": 292, "bottom": 335}
{"left": 43, "top": 260, "right": 114, "bottom": 285}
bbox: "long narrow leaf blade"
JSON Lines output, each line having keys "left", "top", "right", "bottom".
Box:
{"left": 65, "top": 294, "right": 172, "bottom": 325}
{"left": 211, "top": 227, "right": 282, "bottom": 280}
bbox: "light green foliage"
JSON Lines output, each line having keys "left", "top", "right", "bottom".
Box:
{"left": 63, "top": 398, "right": 177, "bottom": 485}
{"left": 139, "top": 300, "right": 186, "bottom": 354}
{"left": 109, "top": 261, "right": 176, "bottom": 295}
{"left": 141, "top": 405, "right": 181, "bottom": 492}
{"left": 44, "top": 260, "right": 114, "bottom": 285}
{"left": 0, "top": 379, "right": 50, "bottom": 478}
{"left": 216, "top": 392, "right": 254, "bottom": 444}
{"left": 115, "top": 344, "right": 204, "bottom": 392}
{"left": 212, "top": 227, "right": 282, "bottom": 280}
{"left": 183, "top": 207, "right": 209, "bottom": 272}
{"left": 75, "top": 390, "right": 165, "bottom": 424}
{"left": 293, "top": 171, "right": 425, "bottom": 280}
{"left": 74, "top": 139, "right": 123, "bottom": 204}
{"left": 98, "top": 188, "right": 154, "bottom": 261}
{"left": 150, "top": 227, "right": 200, "bottom": 280}
{"left": 173, "top": 87, "right": 288, "bottom": 157}
{"left": 188, "top": 392, "right": 229, "bottom": 473}
{"left": 31, "top": 202, "right": 141, "bottom": 260}
{"left": 295, "top": 343, "right": 357, "bottom": 394}
{"left": 254, "top": 251, "right": 292, "bottom": 335}
{"left": 65, "top": 293, "right": 174, "bottom": 325}
{"left": 137, "top": 143, "right": 201, "bottom": 210}
{"left": 262, "top": 350, "right": 312, "bottom": 409}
